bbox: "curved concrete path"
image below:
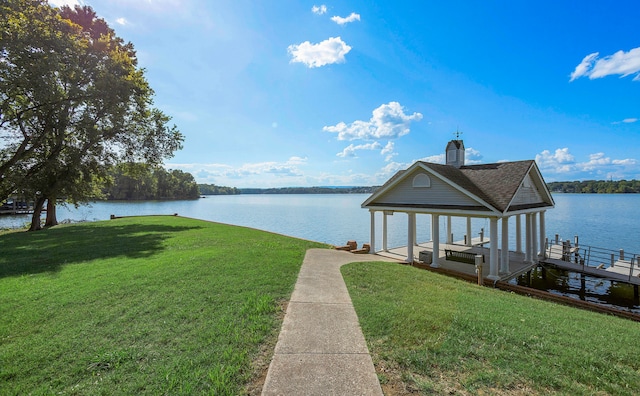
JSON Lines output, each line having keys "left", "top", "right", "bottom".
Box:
{"left": 261, "top": 248, "right": 398, "bottom": 395}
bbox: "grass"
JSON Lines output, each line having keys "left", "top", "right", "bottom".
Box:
{"left": 342, "top": 262, "right": 640, "bottom": 395}
{"left": 0, "top": 216, "right": 326, "bottom": 395}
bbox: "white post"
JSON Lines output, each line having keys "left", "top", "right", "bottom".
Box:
{"left": 406, "top": 213, "right": 414, "bottom": 263}
{"left": 488, "top": 217, "right": 500, "bottom": 280}
{"left": 382, "top": 212, "right": 388, "bottom": 252}
{"left": 515, "top": 214, "right": 522, "bottom": 253}
{"left": 525, "top": 213, "right": 532, "bottom": 263}
{"left": 500, "top": 216, "right": 509, "bottom": 274}
{"left": 369, "top": 210, "right": 376, "bottom": 254}
{"left": 538, "top": 211, "right": 546, "bottom": 257}
{"left": 466, "top": 217, "right": 472, "bottom": 247}
{"left": 431, "top": 214, "right": 440, "bottom": 268}
{"left": 532, "top": 213, "right": 538, "bottom": 263}
{"left": 412, "top": 213, "right": 418, "bottom": 246}
{"left": 446, "top": 216, "right": 453, "bottom": 244}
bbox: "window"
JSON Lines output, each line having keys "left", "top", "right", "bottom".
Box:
{"left": 413, "top": 173, "right": 431, "bottom": 188}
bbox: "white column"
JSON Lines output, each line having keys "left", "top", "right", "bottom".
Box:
{"left": 525, "top": 213, "right": 532, "bottom": 263}
{"left": 466, "top": 217, "right": 472, "bottom": 246}
{"left": 500, "top": 216, "right": 509, "bottom": 274}
{"left": 369, "top": 210, "right": 376, "bottom": 254}
{"left": 412, "top": 213, "right": 418, "bottom": 246}
{"left": 446, "top": 216, "right": 453, "bottom": 244}
{"left": 532, "top": 213, "right": 538, "bottom": 263}
{"left": 539, "top": 210, "right": 546, "bottom": 257}
{"left": 406, "top": 213, "right": 414, "bottom": 263}
{"left": 431, "top": 214, "right": 440, "bottom": 268}
{"left": 382, "top": 212, "right": 388, "bottom": 252}
{"left": 515, "top": 214, "right": 522, "bottom": 253}
{"left": 488, "top": 217, "right": 500, "bottom": 280}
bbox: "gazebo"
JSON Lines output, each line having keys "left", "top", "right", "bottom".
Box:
{"left": 362, "top": 139, "right": 554, "bottom": 280}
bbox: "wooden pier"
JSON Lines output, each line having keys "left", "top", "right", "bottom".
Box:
{"left": 541, "top": 243, "right": 640, "bottom": 287}
{"left": 0, "top": 200, "right": 36, "bottom": 215}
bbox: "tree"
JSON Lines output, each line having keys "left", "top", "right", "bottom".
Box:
{"left": 0, "top": 1, "right": 183, "bottom": 230}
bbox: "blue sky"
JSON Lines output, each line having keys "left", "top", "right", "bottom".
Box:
{"left": 49, "top": 0, "right": 640, "bottom": 187}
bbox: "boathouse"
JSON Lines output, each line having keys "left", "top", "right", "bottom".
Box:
{"left": 362, "top": 138, "right": 554, "bottom": 280}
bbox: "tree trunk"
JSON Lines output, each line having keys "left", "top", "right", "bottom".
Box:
{"left": 45, "top": 197, "right": 58, "bottom": 228}
{"left": 28, "top": 196, "right": 47, "bottom": 231}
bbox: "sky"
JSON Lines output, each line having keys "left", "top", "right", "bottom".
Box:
{"left": 48, "top": 0, "right": 640, "bottom": 187}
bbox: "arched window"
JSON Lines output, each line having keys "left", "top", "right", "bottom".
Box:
{"left": 412, "top": 173, "right": 431, "bottom": 188}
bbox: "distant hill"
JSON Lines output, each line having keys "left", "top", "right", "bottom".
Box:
{"left": 239, "top": 186, "right": 378, "bottom": 194}
{"left": 197, "top": 185, "right": 378, "bottom": 195}
{"left": 547, "top": 180, "right": 640, "bottom": 194}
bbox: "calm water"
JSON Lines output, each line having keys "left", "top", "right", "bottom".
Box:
{"left": 2, "top": 193, "right": 639, "bottom": 253}
{"left": 3, "top": 193, "right": 639, "bottom": 312}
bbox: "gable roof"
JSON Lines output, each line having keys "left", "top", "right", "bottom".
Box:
{"left": 363, "top": 159, "right": 554, "bottom": 215}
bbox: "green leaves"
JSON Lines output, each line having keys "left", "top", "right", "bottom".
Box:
{"left": 1, "top": 1, "right": 183, "bottom": 229}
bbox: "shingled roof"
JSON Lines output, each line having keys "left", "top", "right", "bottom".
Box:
{"left": 364, "top": 159, "right": 553, "bottom": 215}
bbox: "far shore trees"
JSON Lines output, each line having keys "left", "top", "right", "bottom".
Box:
{"left": 0, "top": 1, "right": 183, "bottom": 230}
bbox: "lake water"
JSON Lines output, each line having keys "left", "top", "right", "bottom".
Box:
{"left": 1, "top": 193, "right": 639, "bottom": 254}
{"left": 3, "top": 193, "right": 640, "bottom": 313}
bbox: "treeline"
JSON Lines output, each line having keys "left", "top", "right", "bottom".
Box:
{"left": 104, "top": 164, "right": 199, "bottom": 200}
{"left": 196, "top": 186, "right": 378, "bottom": 195}
{"left": 198, "top": 184, "right": 241, "bottom": 195}
{"left": 240, "top": 186, "right": 377, "bottom": 194}
{"left": 548, "top": 180, "right": 640, "bottom": 194}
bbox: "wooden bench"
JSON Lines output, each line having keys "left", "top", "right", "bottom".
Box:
{"left": 445, "top": 249, "right": 484, "bottom": 265}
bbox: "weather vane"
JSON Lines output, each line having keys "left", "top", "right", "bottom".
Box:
{"left": 454, "top": 128, "right": 463, "bottom": 140}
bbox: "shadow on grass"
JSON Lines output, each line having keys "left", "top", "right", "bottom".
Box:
{"left": 0, "top": 222, "right": 202, "bottom": 278}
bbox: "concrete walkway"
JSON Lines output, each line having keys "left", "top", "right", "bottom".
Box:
{"left": 261, "top": 248, "right": 397, "bottom": 395}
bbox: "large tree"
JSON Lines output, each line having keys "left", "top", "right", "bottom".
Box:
{"left": 0, "top": 0, "right": 183, "bottom": 230}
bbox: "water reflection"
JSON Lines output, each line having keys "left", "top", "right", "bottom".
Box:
{"left": 511, "top": 264, "right": 640, "bottom": 313}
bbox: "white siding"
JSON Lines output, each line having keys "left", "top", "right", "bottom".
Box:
{"left": 372, "top": 169, "right": 480, "bottom": 206}
{"left": 511, "top": 173, "right": 543, "bottom": 205}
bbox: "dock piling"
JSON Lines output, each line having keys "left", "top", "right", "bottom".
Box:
{"left": 611, "top": 254, "right": 615, "bottom": 268}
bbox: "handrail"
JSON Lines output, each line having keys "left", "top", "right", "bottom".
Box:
{"left": 544, "top": 237, "right": 639, "bottom": 275}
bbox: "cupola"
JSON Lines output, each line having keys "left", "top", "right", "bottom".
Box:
{"left": 445, "top": 138, "right": 465, "bottom": 168}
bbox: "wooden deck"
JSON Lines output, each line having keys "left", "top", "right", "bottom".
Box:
{"left": 376, "top": 239, "right": 536, "bottom": 282}
{"left": 541, "top": 245, "right": 640, "bottom": 286}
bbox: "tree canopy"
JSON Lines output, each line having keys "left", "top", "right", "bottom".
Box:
{"left": 105, "top": 163, "right": 199, "bottom": 200}
{"left": 0, "top": 0, "right": 183, "bottom": 230}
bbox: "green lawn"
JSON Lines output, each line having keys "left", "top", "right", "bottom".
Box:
{"left": 342, "top": 262, "right": 640, "bottom": 395}
{"left": 0, "top": 216, "right": 325, "bottom": 395}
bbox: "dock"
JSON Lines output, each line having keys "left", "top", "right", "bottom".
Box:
{"left": 376, "top": 237, "right": 537, "bottom": 283}
{"left": 0, "top": 198, "right": 38, "bottom": 215}
{"left": 541, "top": 243, "right": 640, "bottom": 286}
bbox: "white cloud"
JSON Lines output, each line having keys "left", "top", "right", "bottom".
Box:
{"left": 579, "top": 152, "right": 610, "bottom": 171}
{"left": 48, "top": 0, "right": 82, "bottom": 7}
{"left": 376, "top": 161, "right": 406, "bottom": 180}
{"left": 168, "top": 157, "right": 308, "bottom": 183}
{"left": 288, "top": 37, "right": 352, "bottom": 68}
{"left": 612, "top": 117, "right": 638, "bottom": 124}
{"left": 535, "top": 148, "right": 576, "bottom": 173}
{"left": 419, "top": 154, "right": 445, "bottom": 164}
{"left": 380, "top": 141, "right": 394, "bottom": 156}
{"left": 331, "top": 12, "right": 361, "bottom": 25}
{"left": 323, "top": 102, "right": 423, "bottom": 141}
{"left": 570, "top": 47, "right": 640, "bottom": 81}
{"left": 464, "top": 147, "right": 483, "bottom": 164}
{"left": 381, "top": 141, "right": 397, "bottom": 161}
{"left": 312, "top": 5, "right": 327, "bottom": 15}
{"left": 115, "top": 17, "right": 128, "bottom": 26}
{"left": 336, "top": 142, "right": 382, "bottom": 158}
{"left": 535, "top": 147, "right": 638, "bottom": 180}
